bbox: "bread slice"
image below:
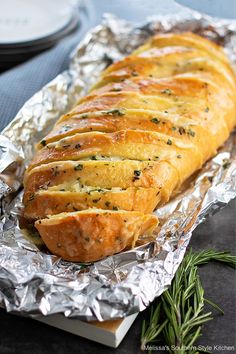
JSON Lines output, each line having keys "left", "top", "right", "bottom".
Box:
{"left": 23, "top": 159, "right": 179, "bottom": 213}
{"left": 29, "top": 130, "right": 203, "bottom": 184}
{"left": 37, "top": 109, "right": 197, "bottom": 148}
{"left": 24, "top": 186, "right": 161, "bottom": 219}
{"left": 133, "top": 32, "right": 234, "bottom": 68}
{"left": 35, "top": 209, "right": 158, "bottom": 262}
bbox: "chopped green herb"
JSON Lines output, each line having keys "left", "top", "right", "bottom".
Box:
{"left": 40, "top": 140, "right": 46, "bottom": 147}
{"left": 208, "top": 176, "right": 213, "bottom": 182}
{"left": 187, "top": 129, "right": 196, "bottom": 137}
{"left": 178, "top": 127, "right": 186, "bottom": 135}
{"left": 92, "top": 198, "right": 101, "bottom": 203}
{"left": 171, "top": 126, "right": 177, "bottom": 131}
{"left": 103, "top": 109, "right": 126, "bottom": 116}
{"left": 113, "top": 206, "right": 119, "bottom": 211}
{"left": 133, "top": 170, "right": 141, "bottom": 181}
{"left": 161, "top": 88, "right": 172, "bottom": 95}
{"left": 134, "top": 170, "right": 141, "bottom": 177}
{"left": 223, "top": 159, "right": 230, "bottom": 169}
{"left": 60, "top": 125, "right": 72, "bottom": 133}
{"left": 87, "top": 188, "right": 104, "bottom": 194}
{"left": 74, "top": 164, "right": 83, "bottom": 171}
{"left": 205, "top": 107, "right": 210, "bottom": 113}
{"left": 110, "top": 87, "right": 122, "bottom": 92}
{"left": 28, "top": 193, "right": 35, "bottom": 201}
{"left": 81, "top": 114, "right": 88, "bottom": 119}
{"left": 167, "top": 139, "right": 172, "bottom": 145}
{"left": 150, "top": 118, "right": 160, "bottom": 124}
{"left": 91, "top": 155, "right": 98, "bottom": 160}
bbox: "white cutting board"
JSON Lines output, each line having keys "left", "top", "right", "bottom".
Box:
{"left": 36, "top": 313, "right": 138, "bottom": 348}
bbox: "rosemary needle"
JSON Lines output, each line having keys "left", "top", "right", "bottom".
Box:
{"left": 140, "top": 249, "right": 236, "bottom": 354}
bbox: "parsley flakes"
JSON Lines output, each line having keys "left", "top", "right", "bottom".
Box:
{"left": 74, "top": 164, "right": 83, "bottom": 171}
{"left": 40, "top": 140, "right": 47, "bottom": 147}
{"left": 161, "top": 88, "right": 172, "bottom": 95}
{"left": 150, "top": 118, "right": 161, "bottom": 124}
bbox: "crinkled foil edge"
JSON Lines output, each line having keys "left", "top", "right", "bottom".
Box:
{"left": 0, "top": 8, "right": 236, "bottom": 321}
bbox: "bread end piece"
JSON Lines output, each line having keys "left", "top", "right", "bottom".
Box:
{"left": 35, "top": 209, "right": 158, "bottom": 262}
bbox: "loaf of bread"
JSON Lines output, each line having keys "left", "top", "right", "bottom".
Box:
{"left": 23, "top": 32, "right": 236, "bottom": 262}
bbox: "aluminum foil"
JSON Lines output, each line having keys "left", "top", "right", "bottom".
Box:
{"left": 1, "top": 7, "right": 236, "bottom": 321}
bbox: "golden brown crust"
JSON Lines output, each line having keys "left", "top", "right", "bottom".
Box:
{"left": 23, "top": 160, "right": 178, "bottom": 207}
{"left": 23, "top": 32, "right": 236, "bottom": 262}
{"left": 24, "top": 187, "right": 161, "bottom": 219}
{"left": 30, "top": 130, "right": 203, "bottom": 178}
{"left": 35, "top": 210, "right": 158, "bottom": 262}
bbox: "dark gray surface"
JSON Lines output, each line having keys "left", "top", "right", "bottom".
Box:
{"left": 0, "top": 0, "right": 236, "bottom": 353}
{"left": 0, "top": 199, "right": 235, "bottom": 354}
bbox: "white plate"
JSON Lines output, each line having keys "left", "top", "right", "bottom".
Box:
{"left": 0, "top": 0, "right": 73, "bottom": 44}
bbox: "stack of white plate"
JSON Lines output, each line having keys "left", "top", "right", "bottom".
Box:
{"left": 0, "top": 0, "right": 80, "bottom": 71}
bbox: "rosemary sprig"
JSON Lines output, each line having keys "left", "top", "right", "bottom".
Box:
{"left": 141, "top": 303, "right": 168, "bottom": 351}
{"left": 141, "top": 249, "right": 236, "bottom": 353}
